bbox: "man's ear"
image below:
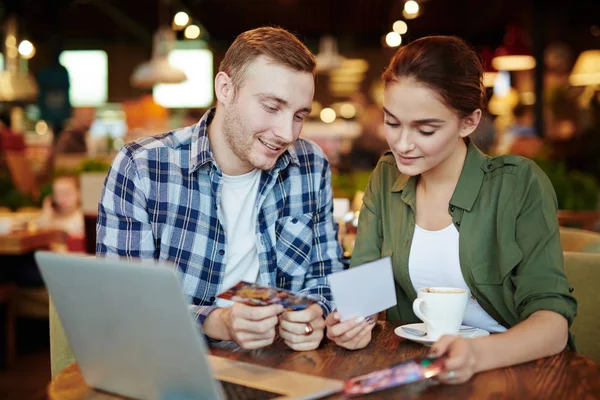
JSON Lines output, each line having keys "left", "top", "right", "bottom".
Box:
{"left": 214, "top": 71, "right": 235, "bottom": 105}
{"left": 459, "top": 109, "right": 482, "bottom": 138}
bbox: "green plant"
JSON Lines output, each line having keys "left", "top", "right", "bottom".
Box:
{"left": 331, "top": 170, "right": 373, "bottom": 200}
{"left": 0, "top": 170, "right": 36, "bottom": 210}
{"left": 536, "top": 159, "right": 599, "bottom": 211}
{"left": 78, "top": 159, "right": 111, "bottom": 174}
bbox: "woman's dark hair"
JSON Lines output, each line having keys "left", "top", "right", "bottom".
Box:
{"left": 382, "top": 36, "right": 485, "bottom": 118}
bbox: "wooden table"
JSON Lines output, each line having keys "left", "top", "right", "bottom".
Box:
{"left": 48, "top": 321, "right": 600, "bottom": 399}
{"left": 0, "top": 229, "right": 64, "bottom": 255}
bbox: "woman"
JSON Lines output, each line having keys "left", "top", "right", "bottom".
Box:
{"left": 39, "top": 174, "right": 85, "bottom": 252}
{"left": 325, "top": 36, "right": 576, "bottom": 384}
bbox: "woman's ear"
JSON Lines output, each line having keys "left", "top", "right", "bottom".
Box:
{"left": 459, "top": 109, "right": 482, "bottom": 138}
{"left": 214, "top": 72, "right": 235, "bottom": 105}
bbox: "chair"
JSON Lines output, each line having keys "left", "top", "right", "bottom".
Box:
{"left": 559, "top": 227, "right": 600, "bottom": 253}
{"left": 49, "top": 299, "right": 74, "bottom": 377}
{"left": 563, "top": 251, "right": 600, "bottom": 363}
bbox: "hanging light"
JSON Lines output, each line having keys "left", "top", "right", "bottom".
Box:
{"left": 130, "top": 27, "right": 187, "bottom": 89}
{"left": 0, "top": 15, "right": 38, "bottom": 102}
{"left": 492, "top": 26, "right": 536, "bottom": 71}
{"left": 385, "top": 32, "right": 402, "bottom": 48}
{"left": 569, "top": 50, "right": 600, "bottom": 86}
{"left": 393, "top": 20, "right": 408, "bottom": 35}
{"left": 18, "top": 40, "right": 36, "bottom": 59}
{"left": 480, "top": 47, "right": 498, "bottom": 88}
{"left": 184, "top": 25, "right": 201, "bottom": 40}
{"left": 173, "top": 12, "right": 190, "bottom": 29}
{"left": 315, "top": 36, "right": 344, "bottom": 72}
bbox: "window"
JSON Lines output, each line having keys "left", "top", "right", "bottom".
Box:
{"left": 153, "top": 47, "right": 213, "bottom": 108}
{"left": 59, "top": 50, "right": 108, "bottom": 107}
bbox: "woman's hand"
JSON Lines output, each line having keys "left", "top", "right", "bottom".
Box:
{"left": 325, "top": 312, "right": 376, "bottom": 350}
{"left": 431, "top": 335, "right": 478, "bottom": 384}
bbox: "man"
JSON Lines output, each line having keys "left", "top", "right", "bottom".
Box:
{"left": 96, "top": 27, "right": 344, "bottom": 351}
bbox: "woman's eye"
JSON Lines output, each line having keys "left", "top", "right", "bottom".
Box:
{"left": 384, "top": 120, "right": 400, "bottom": 127}
{"left": 419, "top": 130, "right": 436, "bottom": 135}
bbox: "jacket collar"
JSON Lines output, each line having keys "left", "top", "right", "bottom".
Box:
{"left": 390, "top": 140, "right": 488, "bottom": 211}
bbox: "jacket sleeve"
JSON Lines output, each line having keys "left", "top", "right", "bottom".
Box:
{"left": 350, "top": 164, "right": 384, "bottom": 269}
{"left": 511, "top": 160, "right": 577, "bottom": 326}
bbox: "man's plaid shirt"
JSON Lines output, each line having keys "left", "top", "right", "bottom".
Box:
{"left": 96, "top": 108, "right": 344, "bottom": 324}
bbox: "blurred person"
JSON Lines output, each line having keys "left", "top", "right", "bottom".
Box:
{"left": 497, "top": 103, "right": 544, "bottom": 158}
{"left": 340, "top": 103, "right": 389, "bottom": 171}
{"left": 97, "top": 27, "right": 344, "bottom": 351}
{"left": 37, "top": 42, "right": 72, "bottom": 145}
{"left": 39, "top": 174, "right": 84, "bottom": 252}
{"left": 54, "top": 109, "right": 94, "bottom": 154}
{"left": 326, "top": 36, "right": 576, "bottom": 384}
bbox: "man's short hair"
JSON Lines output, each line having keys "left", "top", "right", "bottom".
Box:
{"left": 219, "top": 26, "right": 316, "bottom": 90}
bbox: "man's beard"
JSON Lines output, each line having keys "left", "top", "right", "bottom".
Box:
{"left": 222, "top": 103, "right": 255, "bottom": 169}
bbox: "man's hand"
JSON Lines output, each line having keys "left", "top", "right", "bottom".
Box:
{"left": 204, "top": 303, "right": 283, "bottom": 349}
{"left": 278, "top": 304, "right": 325, "bottom": 351}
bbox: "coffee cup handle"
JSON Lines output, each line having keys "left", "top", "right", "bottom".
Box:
{"left": 412, "top": 298, "right": 433, "bottom": 327}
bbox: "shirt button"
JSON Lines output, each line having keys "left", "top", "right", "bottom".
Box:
{"left": 450, "top": 206, "right": 455, "bottom": 212}
{"left": 456, "top": 221, "right": 461, "bottom": 226}
{"left": 209, "top": 296, "right": 215, "bottom": 302}
{"left": 487, "top": 163, "right": 493, "bottom": 169}
{"left": 214, "top": 204, "right": 217, "bottom": 210}
{"left": 291, "top": 218, "right": 298, "bottom": 224}
{"left": 218, "top": 249, "right": 225, "bottom": 256}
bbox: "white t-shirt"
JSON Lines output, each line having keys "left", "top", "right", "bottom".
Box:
{"left": 408, "top": 223, "right": 507, "bottom": 333}
{"left": 214, "top": 169, "right": 262, "bottom": 308}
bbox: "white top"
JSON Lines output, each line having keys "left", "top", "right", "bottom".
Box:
{"left": 408, "top": 223, "right": 507, "bottom": 333}
{"left": 215, "top": 169, "right": 262, "bottom": 308}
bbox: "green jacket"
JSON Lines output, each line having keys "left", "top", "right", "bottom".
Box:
{"left": 351, "top": 141, "right": 577, "bottom": 336}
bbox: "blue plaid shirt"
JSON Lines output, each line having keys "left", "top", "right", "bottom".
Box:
{"left": 96, "top": 108, "right": 344, "bottom": 324}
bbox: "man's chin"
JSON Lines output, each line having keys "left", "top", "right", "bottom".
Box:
{"left": 250, "top": 157, "right": 278, "bottom": 171}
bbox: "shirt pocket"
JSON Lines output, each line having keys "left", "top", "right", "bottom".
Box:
{"left": 275, "top": 212, "right": 315, "bottom": 275}
{"left": 470, "top": 242, "right": 523, "bottom": 285}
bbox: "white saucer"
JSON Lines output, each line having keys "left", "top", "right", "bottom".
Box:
{"left": 394, "top": 323, "right": 490, "bottom": 346}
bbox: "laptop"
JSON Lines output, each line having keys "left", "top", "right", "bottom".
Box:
{"left": 35, "top": 251, "right": 343, "bottom": 400}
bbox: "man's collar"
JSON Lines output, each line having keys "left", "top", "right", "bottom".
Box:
{"left": 189, "top": 107, "right": 299, "bottom": 175}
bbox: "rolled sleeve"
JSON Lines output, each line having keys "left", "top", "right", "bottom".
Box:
{"left": 512, "top": 161, "right": 577, "bottom": 326}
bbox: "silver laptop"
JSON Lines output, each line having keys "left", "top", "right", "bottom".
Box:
{"left": 35, "top": 251, "right": 343, "bottom": 400}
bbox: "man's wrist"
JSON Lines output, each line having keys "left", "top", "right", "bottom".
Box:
{"left": 203, "top": 308, "right": 231, "bottom": 341}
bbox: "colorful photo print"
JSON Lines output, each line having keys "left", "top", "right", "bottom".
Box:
{"left": 216, "top": 281, "right": 317, "bottom": 311}
{"left": 343, "top": 356, "right": 446, "bottom": 396}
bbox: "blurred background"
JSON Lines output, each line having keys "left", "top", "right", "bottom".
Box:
{"left": 0, "top": 0, "right": 599, "bottom": 397}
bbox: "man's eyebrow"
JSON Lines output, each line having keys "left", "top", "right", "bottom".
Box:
{"left": 256, "top": 92, "right": 311, "bottom": 113}
{"left": 383, "top": 107, "right": 444, "bottom": 124}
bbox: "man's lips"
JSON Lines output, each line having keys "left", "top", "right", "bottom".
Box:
{"left": 259, "top": 138, "right": 285, "bottom": 151}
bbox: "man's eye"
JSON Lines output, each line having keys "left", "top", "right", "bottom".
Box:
{"left": 262, "top": 104, "right": 278, "bottom": 112}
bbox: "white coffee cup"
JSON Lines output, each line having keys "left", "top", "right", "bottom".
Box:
{"left": 412, "top": 287, "right": 468, "bottom": 341}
